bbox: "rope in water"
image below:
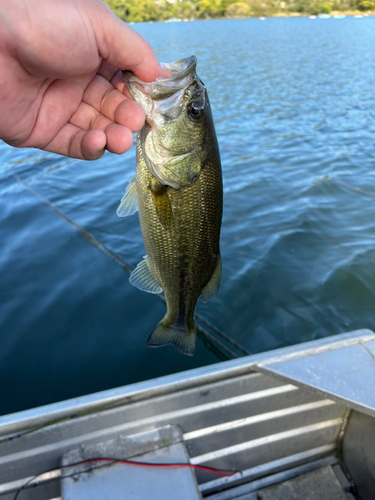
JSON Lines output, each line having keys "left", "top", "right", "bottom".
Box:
{"left": 0, "top": 173, "right": 252, "bottom": 447}
{"left": 13, "top": 173, "right": 250, "bottom": 359}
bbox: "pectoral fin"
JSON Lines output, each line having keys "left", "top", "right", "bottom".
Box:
{"left": 149, "top": 179, "right": 173, "bottom": 229}
{"left": 117, "top": 176, "right": 138, "bottom": 217}
{"left": 201, "top": 254, "right": 221, "bottom": 303}
{"left": 129, "top": 256, "right": 162, "bottom": 294}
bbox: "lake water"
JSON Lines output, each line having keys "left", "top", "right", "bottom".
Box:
{"left": 1, "top": 16, "right": 375, "bottom": 416}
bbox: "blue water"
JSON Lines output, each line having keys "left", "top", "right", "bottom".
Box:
{"left": 1, "top": 17, "right": 375, "bottom": 415}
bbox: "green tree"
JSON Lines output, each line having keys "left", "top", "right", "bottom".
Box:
{"left": 226, "top": 1, "right": 252, "bottom": 15}
{"left": 247, "top": 0, "right": 278, "bottom": 16}
{"left": 103, "top": 0, "right": 173, "bottom": 22}
{"left": 103, "top": 0, "right": 375, "bottom": 23}
{"left": 357, "top": 0, "right": 375, "bottom": 8}
{"left": 172, "top": 0, "right": 198, "bottom": 19}
{"left": 321, "top": 1, "right": 332, "bottom": 11}
{"left": 198, "top": 0, "right": 225, "bottom": 17}
{"left": 103, "top": 0, "right": 129, "bottom": 20}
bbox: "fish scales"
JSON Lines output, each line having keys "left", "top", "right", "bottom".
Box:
{"left": 137, "top": 137, "right": 222, "bottom": 330}
{"left": 118, "top": 56, "right": 223, "bottom": 355}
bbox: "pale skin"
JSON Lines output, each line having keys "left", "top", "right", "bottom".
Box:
{"left": 0, "top": 0, "right": 169, "bottom": 160}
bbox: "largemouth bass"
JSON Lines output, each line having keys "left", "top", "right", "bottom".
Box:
{"left": 117, "top": 56, "right": 222, "bottom": 356}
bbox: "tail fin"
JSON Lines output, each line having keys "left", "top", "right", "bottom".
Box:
{"left": 147, "top": 320, "right": 196, "bottom": 356}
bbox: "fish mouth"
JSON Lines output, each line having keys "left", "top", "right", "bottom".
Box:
{"left": 123, "top": 56, "right": 197, "bottom": 101}
{"left": 124, "top": 56, "right": 203, "bottom": 190}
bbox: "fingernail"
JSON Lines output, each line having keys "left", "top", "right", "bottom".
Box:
{"left": 160, "top": 62, "right": 173, "bottom": 78}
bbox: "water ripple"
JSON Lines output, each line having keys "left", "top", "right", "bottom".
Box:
{"left": 1, "top": 17, "right": 375, "bottom": 413}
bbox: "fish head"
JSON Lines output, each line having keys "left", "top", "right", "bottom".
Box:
{"left": 124, "top": 56, "right": 213, "bottom": 189}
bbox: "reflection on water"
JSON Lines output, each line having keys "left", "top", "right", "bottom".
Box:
{"left": 1, "top": 17, "right": 375, "bottom": 415}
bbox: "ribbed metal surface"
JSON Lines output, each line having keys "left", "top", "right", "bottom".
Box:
{"left": 0, "top": 373, "right": 346, "bottom": 499}
{"left": 2, "top": 330, "right": 372, "bottom": 499}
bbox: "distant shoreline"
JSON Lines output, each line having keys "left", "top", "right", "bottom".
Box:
{"left": 127, "top": 12, "right": 375, "bottom": 24}
{"left": 103, "top": 0, "right": 374, "bottom": 24}
{"left": 273, "top": 10, "right": 373, "bottom": 17}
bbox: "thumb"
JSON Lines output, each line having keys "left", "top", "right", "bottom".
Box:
{"left": 87, "top": 0, "right": 167, "bottom": 82}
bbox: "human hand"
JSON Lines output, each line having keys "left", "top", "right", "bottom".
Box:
{"left": 0, "top": 0, "right": 167, "bottom": 160}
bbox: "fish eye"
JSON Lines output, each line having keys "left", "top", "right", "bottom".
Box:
{"left": 188, "top": 101, "right": 204, "bottom": 120}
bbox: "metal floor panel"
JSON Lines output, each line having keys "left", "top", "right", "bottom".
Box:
{"left": 62, "top": 446, "right": 201, "bottom": 500}
{"left": 257, "top": 465, "right": 347, "bottom": 500}
{"left": 0, "top": 376, "right": 298, "bottom": 485}
{"left": 185, "top": 399, "right": 344, "bottom": 458}
{"left": 61, "top": 427, "right": 202, "bottom": 500}
{"left": 191, "top": 417, "right": 343, "bottom": 485}
{"left": 206, "top": 461, "right": 343, "bottom": 500}
{"left": 0, "top": 330, "right": 373, "bottom": 500}
{"left": 199, "top": 444, "right": 337, "bottom": 495}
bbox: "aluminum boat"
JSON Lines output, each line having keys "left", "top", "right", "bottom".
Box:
{"left": 1, "top": 329, "right": 374, "bottom": 499}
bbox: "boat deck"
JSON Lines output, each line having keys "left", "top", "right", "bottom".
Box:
{"left": 0, "top": 329, "right": 374, "bottom": 499}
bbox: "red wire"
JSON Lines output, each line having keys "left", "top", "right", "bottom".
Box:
{"left": 14, "top": 457, "right": 241, "bottom": 500}
{"left": 66, "top": 458, "right": 241, "bottom": 478}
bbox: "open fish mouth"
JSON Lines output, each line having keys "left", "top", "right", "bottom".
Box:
{"left": 123, "top": 56, "right": 197, "bottom": 101}
{"left": 123, "top": 56, "right": 202, "bottom": 123}
{"left": 122, "top": 56, "right": 206, "bottom": 190}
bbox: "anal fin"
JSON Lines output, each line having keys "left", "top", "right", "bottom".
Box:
{"left": 129, "top": 256, "right": 162, "bottom": 294}
{"left": 201, "top": 254, "right": 221, "bottom": 303}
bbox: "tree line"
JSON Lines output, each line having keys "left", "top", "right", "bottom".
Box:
{"left": 103, "top": 0, "right": 374, "bottom": 22}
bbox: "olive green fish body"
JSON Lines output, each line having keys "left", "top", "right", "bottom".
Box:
{"left": 136, "top": 131, "right": 222, "bottom": 354}
{"left": 118, "top": 56, "right": 223, "bottom": 356}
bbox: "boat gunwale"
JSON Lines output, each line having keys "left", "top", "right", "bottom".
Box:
{"left": 0, "top": 329, "right": 372, "bottom": 438}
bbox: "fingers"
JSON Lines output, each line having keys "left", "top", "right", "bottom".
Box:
{"left": 18, "top": 78, "right": 91, "bottom": 149}
{"left": 64, "top": 76, "right": 144, "bottom": 158}
{"left": 88, "top": 0, "right": 167, "bottom": 82}
{"left": 83, "top": 75, "right": 125, "bottom": 122}
{"left": 43, "top": 122, "right": 134, "bottom": 160}
{"left": 19, "top": 74, "right": 143, "bottom": 159}
{"left": 114, "top": 99, "right": 145, "bottom": 132}
{"left": 97, "top": 61, "right": 126, "bottom": 94}
{"left": 82, "top": 74, "right": 140, "bottom": 127}
{"left": 69, "top": 101, "right": 138, "bottom": 156}
{"left": 80, "top": 73, "right": 145, "bottom": 132}
{"left": 43, "top": 125, "right": 106, "bottom": 160}
{"left": 69, "top": 101, "right": 113, "bottom": 132}
{"left": 105, "top": 123, "right": 134, "bottom": 155}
